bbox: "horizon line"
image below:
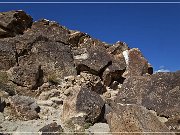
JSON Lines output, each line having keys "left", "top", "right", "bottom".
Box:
{"left": 1, "top": 1, "right": 180, "bottom": 4}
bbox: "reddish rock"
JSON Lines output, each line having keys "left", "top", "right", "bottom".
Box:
{"left": 122, "top": 48, "right": 150, "bottom": 78}
{"left": 107, "top": 104, "right": 174, "bottom": 135}
{"left": 115, "top": 71, "right": 180, "bottom": 133}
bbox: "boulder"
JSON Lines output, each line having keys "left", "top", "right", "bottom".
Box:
{"left": 115, "top": 71, "right": 180, "bottom": 133}
{"left": 122, "top": 48, "right": 150, "bottom": 78}
{"left": 25, "top": 19, "right": 69, "bottom": 44}
{"left": 106, "top": 104, "right": 174, "bottom": 135}
{"left": 62, "top": 84, "right": 105, "bottom": 131}
{"left": 11, "top": 64, "right": 43, "bottom": 90}
{"left": 102, "top": 52, "right": 126, "bottom": 86}
{"left": 11, "top": 41, "right": 76, "bottom": 89}
{"left": 73, "top": 38, "right": 112, "bottom": 75}
{"left": 39, "top": 122, "right": 63, "bottom": 135}
{"left": 0, "top": 10, "right": 32, "bottom": 38}
{"left": 8, "top": 95, "right": 40, "bottom": 120}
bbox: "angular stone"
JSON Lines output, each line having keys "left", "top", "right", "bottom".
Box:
{"left": 27, "top": 19, "right": 69, "bottom": 44}
{"left": 106, "top": 104, "right": 174, "bottom": 134}
{"left": 73, "top": 38, "right": 112, "bottom": 75}
{"left": 102, "top": 53, "right": 126, "bottom": 86}
{"left": 115, "top": 71, "right": 180, "bottom": 133}
{"left": 8, "top": 95, "right": 40, "bottom": 120}
{"left": 62, "top": 84, "right": 105, "bottom": 128}
{"left": 39, "top": 122, "right": 63, "bottom": 135}
{"left": 0, "top": 10, "right": 32, "bottom": 38}
{"left": 11, "top": 64, "right": 43, "bottom": 89}
{"left": 122, "top": 48, "right": 150, "bottom": 78}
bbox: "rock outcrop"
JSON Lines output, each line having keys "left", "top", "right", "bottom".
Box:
{"left": 0, "top": 10, "right": 179, "bottom": 135}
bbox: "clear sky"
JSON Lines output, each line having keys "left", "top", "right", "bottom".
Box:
{"left": 1, "top": 1, "right": 180, "bottom": 72}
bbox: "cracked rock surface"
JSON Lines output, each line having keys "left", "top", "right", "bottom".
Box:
{"left": 0, "top": 10, "right": 179, "bottom": 135}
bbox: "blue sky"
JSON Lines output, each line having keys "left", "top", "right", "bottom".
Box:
{"left": 0, "top": 2, "right": 180, "bottom": 72}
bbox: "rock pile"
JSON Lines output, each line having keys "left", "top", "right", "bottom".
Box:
{"left": 0, "top": 10, "right": 179, "bottom": 135}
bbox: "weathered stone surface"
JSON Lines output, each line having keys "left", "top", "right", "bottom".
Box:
{"left": 107, "top": 104, "right": 174, "bottom": 135}
{"left": 0, "top": 39, "right": 16, "bottom": 70}
{"left": 11, "top": 64, "right": 43, "bottom": 89}
{"left": 62, "top": 84, "right": 105, "bottom": 131}
{"left": 11, "top": 41, "right": 76, "bottom": 88}
{"left": 122, "top": 48, "right": 150, "bottom": 78}
{"left": 0, "top": 10, "right": 32, "bottom": 38}
{"left": 73, "top": 38, "right": 112, "bottom": 75}
{"left": 39, "top": 122, "right": 63, "bottom": 135}
{"left": 27, "top": 19, "right": 69, "bottom": 44}
{"left": 115, "top": 71, "right": 180, "bottom": 133}
{"left": 8, "top": 95, "right": 40, "bottom": 120}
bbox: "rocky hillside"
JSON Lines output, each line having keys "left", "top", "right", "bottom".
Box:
{"left": 0, "top": 10, "right": 179, "bottom": 135}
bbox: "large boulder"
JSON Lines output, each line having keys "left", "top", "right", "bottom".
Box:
{"left": 115, "top": 71, "right": 180, "bottom": 133}
{"left": 106, "top": 104, "right": 174, "bottom": 135}
{"left": 8, "top": 95, "right": 40, "bottom": 120}
{"left": 0, "top": 10, "right": 32, "bottom": 38}
{"left": 11, "top": 41, "right": 76, "bottom": 89}
{"left": 62, "top": 84, "right": 105, "bottom": 132}
{"left": 122, "top": 48, "right": 151, "bottom": 78}
{"left": 73, "top": 38, "right": 112, "bottom": 75}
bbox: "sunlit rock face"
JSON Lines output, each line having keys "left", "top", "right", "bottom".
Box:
{"left": 0, "top": 10, "right": 179, "bottom": 134}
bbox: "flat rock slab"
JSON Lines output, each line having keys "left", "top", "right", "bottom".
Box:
{"left": 107, "top": 104, "right": 174, "bottom": 135}
{"left": 115, "top": 71, "right": 180, "bottom": 133}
